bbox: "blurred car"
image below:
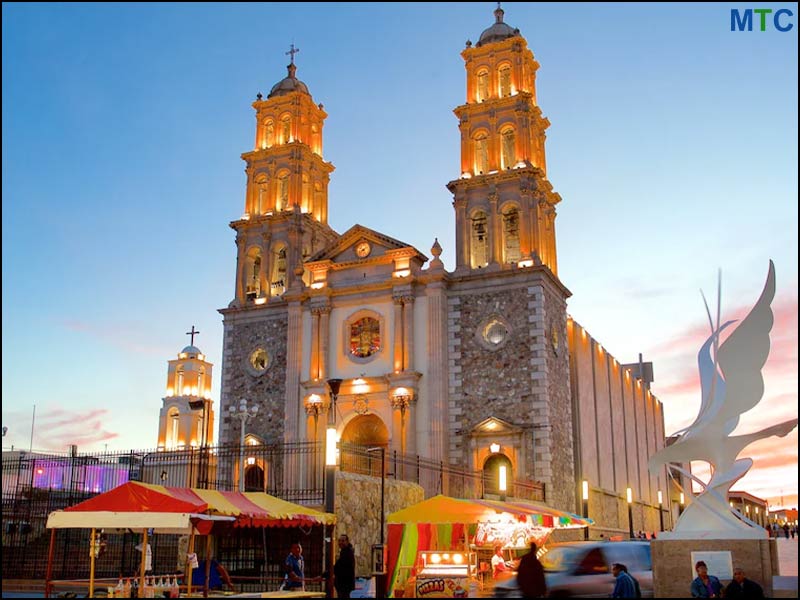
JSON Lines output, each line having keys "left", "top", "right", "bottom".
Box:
{"left": 493, "top": 540, "right": 652, "bottom": 598}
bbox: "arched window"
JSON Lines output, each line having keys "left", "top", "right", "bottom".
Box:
{"left": 476, "top": 69, "right": 489, "bottom": 102}
{"left": 502, "top": 206, "right": 521, "bottom": 264}
{"left": 277, "top": 171, "right": 289, "bottom": 210}
{"left": 281, "top": 115, "right": 291, "bottom": 144}
{"left": 501, "top": 128, "right": 515, "bottom": 170}
{"left": 483, "top": 453, "right": 512, "bottom": 496}
{"left": 499, "top": 65, "right": 511, "bottom": 97}
{"left": 167, "top": 407, "right": 180, "bottom": 449}
{"left": 474, "top": 134, "right": 488, "bottom": 175}
{"left": 302, "top": 174, "right": 310, "bottom": 213}
{"left": 263, "top": 120, "right": 274, "bottom": 149}
{"left": 245, "top": 247, "right": 262, "bottom": 299}
{"left": 271, "top": 245, "right": 287, "bottom": 296}
{"left": 471, "top": 210, "right": 489, "bottom": 268}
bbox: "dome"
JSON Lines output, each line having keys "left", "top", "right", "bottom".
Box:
{"left": 268, "top": 63, "right": 311, "bottom": 98}
{"left": 181, "top": 345, "right": 202, "bottom": 356}
{"left": 477, "top": 6, "right": 519, "bottom": 46}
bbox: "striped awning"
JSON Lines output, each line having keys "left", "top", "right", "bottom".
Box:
{"left": 59, "top": 481, "right": 334, "bottom": 528}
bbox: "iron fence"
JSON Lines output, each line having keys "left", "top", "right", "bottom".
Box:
{"left": 1, "top": 442, "right": 544, "bottom": 580}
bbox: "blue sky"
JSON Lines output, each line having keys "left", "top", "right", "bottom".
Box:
{"left": 2, "top": 2, "right": 797, "bottom": 506}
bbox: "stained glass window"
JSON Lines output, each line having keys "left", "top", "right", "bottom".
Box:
{"left": 349, "top": 317, "right": 381, "bottom": 358}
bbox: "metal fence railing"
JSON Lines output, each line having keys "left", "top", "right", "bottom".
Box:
{"left": 1, "top": 442, "right": 545, "bottom": 580}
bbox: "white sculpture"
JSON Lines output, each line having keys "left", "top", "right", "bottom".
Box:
{"left": 649, "top": 261, "right": 797, "bottom": 539}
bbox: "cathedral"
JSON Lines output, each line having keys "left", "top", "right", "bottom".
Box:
{"left": 214, "top": 6, "right": 672, "bottom": 530}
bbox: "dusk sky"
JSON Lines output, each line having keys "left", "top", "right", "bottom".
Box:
{"left": 3, "top": 3, "right": 797, "bottom": 508}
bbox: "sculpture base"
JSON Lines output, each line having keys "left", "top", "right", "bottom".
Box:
{"left": 651, "top": 537, "right": 777, "bottom": 598}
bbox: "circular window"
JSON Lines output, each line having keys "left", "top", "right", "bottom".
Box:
{"left": 476, "top": 315, "right": 511, "bottom": 351}
{"left": 483, "top": 320, "right": 507, "bottom": 346}
{"left": 247, "top": 348, "right": 270, "bottom": 376}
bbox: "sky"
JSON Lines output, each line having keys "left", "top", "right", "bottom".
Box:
{"left": 2, "top": 3, "right": 797, "bottom": 508}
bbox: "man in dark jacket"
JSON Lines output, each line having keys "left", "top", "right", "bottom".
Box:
{"left": 516, "top": 541, "right": 547, "bottom": 598}
{"left": 334, "top": 534, "right": 356, "bottom": 598}
{"left": 724, "top": 567, "right": 764, "bottom": 599}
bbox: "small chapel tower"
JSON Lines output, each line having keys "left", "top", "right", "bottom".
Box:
{"left": 157, "top": 326, "right": 215, "bottom": 450}
{"left": 230, "top": 46, "right": 338, "bottom": 306}
{"left": 447, "top": 4, "right": 562, "bottom": 276}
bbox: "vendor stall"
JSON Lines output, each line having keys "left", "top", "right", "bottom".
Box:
{"left": 385, "top": 495, "right": 592, "bottom": 598}
{"left": 45, "top": 481, "right": 335, "bottom": 598}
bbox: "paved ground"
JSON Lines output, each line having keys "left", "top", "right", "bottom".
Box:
{"left": 776, "top": 536, "right": 797, "bottom": 576}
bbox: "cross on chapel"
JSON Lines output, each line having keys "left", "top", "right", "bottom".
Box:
{"left": 286, "top": 43, "right": 300, "bottom": 65}
{"left": 186, "top": 325, "right": 200, "bottom": 346}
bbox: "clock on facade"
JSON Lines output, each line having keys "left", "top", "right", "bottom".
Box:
{"left": 355, "top": 241, "right": 371, "bottom": 258}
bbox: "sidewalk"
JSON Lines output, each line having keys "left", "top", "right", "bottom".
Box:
{"left": 775, "top": 537, "right": 798, "bottom": 598}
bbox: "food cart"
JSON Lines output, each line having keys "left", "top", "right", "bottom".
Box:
{"left": 385, "top": 495, "right": 592, "bottom": 598}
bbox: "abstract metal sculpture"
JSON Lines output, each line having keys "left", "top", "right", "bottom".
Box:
{"left": 649, "top": 261, "right": 797, "bottom": 538}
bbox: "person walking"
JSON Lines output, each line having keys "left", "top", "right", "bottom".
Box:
{"left": 690, "top": 560, "right": 722, "bottom": 598}
{"left": 611, "top": 563, "right": 637, "bottom": 598}
{"left": 333, "top": 534, "right": 355, "bottom": 599}
{"left": 724, "top": 567, "right": 764, "bottom": 599}
{"left": 516, "top": 540, "right": 546, "bottom": 598}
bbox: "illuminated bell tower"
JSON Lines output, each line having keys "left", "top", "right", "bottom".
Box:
{"left": 231, "top": 45, "right": 337, "bottom": 307}
{"left": 447, "top": 5, "right": 562, "bottom": 276}
{"left": 157, "top": 328, "right": 215, "bottom": 450}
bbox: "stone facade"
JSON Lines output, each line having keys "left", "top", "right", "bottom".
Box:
{"left": 215, "top": 6, "right": 668, "bottom": 538}
{"left": 220, "top": 310, "right": 289, "bottom": 446}
{"left": 335, "top": 472, "right": 424, "bottom": 577}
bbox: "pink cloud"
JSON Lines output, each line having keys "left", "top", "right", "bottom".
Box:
{"left": 34, "top": 408, "right": 120, "bottom": 451}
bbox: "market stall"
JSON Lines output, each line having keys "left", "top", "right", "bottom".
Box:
{"left": 45, "top": 481, "right": 335, "bottom": 597}
{"left": 385, "top": 495, "right": 592, "bottom": 598}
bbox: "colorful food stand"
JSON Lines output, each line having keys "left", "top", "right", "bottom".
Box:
{"left": 385, "top": 495, "right": 592, "bottom": 598}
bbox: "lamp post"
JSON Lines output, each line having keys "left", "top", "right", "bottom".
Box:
{"left": 366, "top": 446, "right": 387, "bottom": 600}
{"left": 626, "top": 487, "right": 634, "bottom": 539}
{"left": 228, "top": 398, "right": 259, "bottom": 492}
{"left": 679, "top": 492, "right": 685, "bottom": 517}
{"left": 657, "top": 490, "right": 665, "bottom": 532}
{"left": 325, "top": 378, "right": 342, "bottom": 600}
{"left": 498, "top": 465, "right": 507, "bottom": 502}
{"left": 582, "top": 480, "right": 590, "bottom": 540}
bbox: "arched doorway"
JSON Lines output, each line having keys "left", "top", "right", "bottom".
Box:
{"left": 483, "top": 454, "right": 512, "bottom": 496}
{"left": 339, "top": 414, "right": 389, "bottom": 477}
{"left": 244, "top": 465, "right": 265, "bottom": 492}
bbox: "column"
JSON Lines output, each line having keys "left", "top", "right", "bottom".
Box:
{"left": 425, "top": 281, "right": 448, "bottom": 463}
{"left": 310, "top": 308, "right": 321, "bottom": 380}
{"left": 454, "top": 198, "right": 468, "bottom": 270}
{"left": 319, "top": 306, "right": 331, "bottom": 381}
{"left": 393, "top": 296, "right": 404, "bottom": 373}
{"left": 235, "top": 235, "right": 246, "bottom": 304}
{"left": 402, "top": 296, "right": 415, "bottom": 372}
{"left": 519, "top": 191, "right": 532, "bottom": 259}
{"left": 284, "top": 301, "right": 303, "bottom": 441}
{"left": 489, "top": 192, "right": 501, "bottom": 266}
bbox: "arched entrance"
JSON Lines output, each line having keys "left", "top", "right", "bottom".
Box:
{"left": 244, "top": 464, "right": 265, "bottom": 492}
{"left": 483, "top": 454, "right": 512, "bottom": 496}
{"left": 339, "top": 414, "right": 389, "bottom": 477}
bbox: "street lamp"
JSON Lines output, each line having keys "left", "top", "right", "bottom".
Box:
{"left": 228, "top": 398, "right": 258, "bottom": 492}
{"left": 325, "top": 378, "right": 342, "bottom": 600}
{"left": 679, "top": 492, "right": 685, "bottom": 517}
{"left": 657, "top": 489, "right": 664, "bottom": 532}
{"left": 582, "top": 480, "right": 590, "bottom": 540}
{"left": 498, "top": 465, "right": 507, "bottom": 502}
{"left": 626, "top": 487, "right": 634, "bottom": 539}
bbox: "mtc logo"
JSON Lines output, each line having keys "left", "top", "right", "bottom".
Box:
{"left": 731, "top": 8, "right": 794, "bottom": 31}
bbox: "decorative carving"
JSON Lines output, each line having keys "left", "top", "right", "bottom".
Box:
{"left": 648, "top": 261, "right": 797, "bottom": 539}
{"left": 391, "top": 394, "right": 413, "bottom": 411}
{"left": 353, "top": 395, "right": 370, "bottom": 415}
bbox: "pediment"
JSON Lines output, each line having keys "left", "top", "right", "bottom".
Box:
{"left": 307, "top": 224, "right": 428, "bottom": 266}
{"left": 471, "top": 416, "right": 522, "bottom": 436}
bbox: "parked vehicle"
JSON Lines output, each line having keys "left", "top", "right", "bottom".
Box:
{"left": 493, "top": 540, "right": 652, "bottom": 598}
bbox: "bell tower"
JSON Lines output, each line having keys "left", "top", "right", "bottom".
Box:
{"left": 231, "top": 46, "right": 338, "bottom": 306}
{"left": 447, "top": 5, "right": 562, "bottom": 276}
{"left": 157, "top": 327, "right": 215, "bottom": 450}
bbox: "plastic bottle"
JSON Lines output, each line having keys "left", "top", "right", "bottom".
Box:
{"left": 171, "top": 575, "right": 180, "bottom": 598}
{"left": 124, "top": 578, "right": 131, "bottom": 598}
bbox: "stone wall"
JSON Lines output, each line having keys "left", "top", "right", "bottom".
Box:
{"left": 540, "top": 282, "right": 575, "bottom": 513}
{"left": 219, "top": 308, "right": 289, "bottom": 447}
{"left": 447, "top": 279, "right": 541, "bottom": 475}
{"left": 335, "top": 471, "right": 424, "bottom": 577}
